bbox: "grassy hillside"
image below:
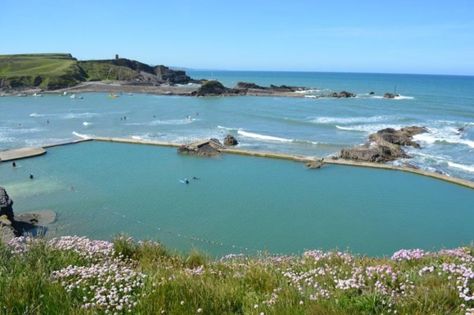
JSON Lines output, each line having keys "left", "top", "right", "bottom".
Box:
{"left": 0, "top": 54, "right": 86, "bottom": 89}
{"left": 78, "top": 61, "right": 140, "bottom": 81}
{"left": 0, "top": 53, "right": 192, "bottom": 90}
{"left": 1, "top": 235, "right": 473, "bottom": 314}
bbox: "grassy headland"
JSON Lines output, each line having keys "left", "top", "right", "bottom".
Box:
{"left": 0, "top": 53, "right": 192, "bottom": 90}
{"left": 0, "top": 54, "right": 86, "bottom": 89}
{"left": 1, "top": 235, "right": 473, "bottom": 314}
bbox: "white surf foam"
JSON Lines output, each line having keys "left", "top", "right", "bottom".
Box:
{"left": 335, "top": 124, "right": 403, "bottom": 133}
{"left": 82, "top": 121, "right": 92, "bottom": 126}
{"left": 63, "top": 112, "right": 100, "bottom": 119}
{"left": 413, "top": 128, "right": 474, "bottom": 149}
{"left": 236, "top": 129, "right": 320, "bottom": 145}
{"left": 30, "top": 112, "right": 100, "bottom": 119}
{"left": 29, "top": 112, "right": 46, "bottom": 117}
{"left": 237, "top": 130, "right": 293, "bottom": 143}
{"left": 310, "top": 116, "right": 387, "bottom": 125}
{"left": 72, "top": 131, "right": 92, "bottom": 139}
{"left": 393, "top": 95, "right": 414, "bottom": 100}
{"left": 217, "top": 125, "right": 238, "bottom": 131}
{"left": 447, "top": 162, "right": 474, "bottom": 173}
{"left": 127, "top": 118, "right": 197, "bottom": 126}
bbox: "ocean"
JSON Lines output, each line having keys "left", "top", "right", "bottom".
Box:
{"left": 1, "top": 71, "right": 473, "bottom": 180}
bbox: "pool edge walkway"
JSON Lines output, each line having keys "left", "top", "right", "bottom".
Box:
{"left": 0, "top": 147, "right": 46, "bottom": 162}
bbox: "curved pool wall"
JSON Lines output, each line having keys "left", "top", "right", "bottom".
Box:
{"left": 1, "top": 141, "right": 473, "bottom": 256}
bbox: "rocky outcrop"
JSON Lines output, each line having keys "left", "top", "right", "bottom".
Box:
{"left": 369, "top": 126, "right": 426, "bottom": 148}
{"left": 0, "top": 187, "right": 56, "bottom": 242}
{"left": 339, "top": 126, "right": 427, "bottom": 163}
{"left": 0, "top": 187, "right": 14, "bottom": 221}
{"left": 178, "top": 139, "right": 225, "bottom": 157}
{"left": 383, "top": 93, "right": 399, "bottom": 99}
{"left": 330, "top": 91, "right": 356, "bottom": 98}
{"left": 306, "top": 159, "right": 324, "bottom": 169}
{"left": 269, "top": 85, "right": 306, "bottom": 92}
{"left": 235, "top": 82, "right": 266, "bottom": 90}
{"left": 224, "top": 134, "right": 238, "bottom": 146}
{"left": 154, "top": 65, "right": 191, "bottom": 84}
{"left": 191, "top": 80, "right": 244, "bottom": 96}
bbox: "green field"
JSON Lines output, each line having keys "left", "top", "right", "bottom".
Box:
{"left": 0, "top": 53, "right": 150, "bottom": 90}
{"left": 0, "top": 53, "right": 86, "bottom": 89}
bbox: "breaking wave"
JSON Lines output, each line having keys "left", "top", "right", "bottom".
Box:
{"left": 127, "top": 118, "right": 197, "bottom": 126}
{"left": 335, "top": 124, "right": 403, "bottom": 133}
{"left": 72, "top": 131, "right": 92, "bottom": 139}
{"left": 310, "top": 116, "right": 388, "bottom": 125}
{"left": 237, "top": 129, "right": 319, "bottom": 145}
{"left": 30, "top": 112, "right": 101, "bottom": 119}
{"left": 413, "top": 127, "right": 474, "bottom": 149}
{"left": 447, "top": 162, "right": 474, "bottom": 173}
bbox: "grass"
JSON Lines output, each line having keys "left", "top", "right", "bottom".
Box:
{"left": 0, "top": 54, "right": 142, "bottom": 89}
{"left": 0, "top": 54, "right": 85, "bottom": 89}
{"left": 78, "top": 61, "right": 139, "bottom": 81}
{"left": 0, "top": 236, "right": 473, "bottom": 314}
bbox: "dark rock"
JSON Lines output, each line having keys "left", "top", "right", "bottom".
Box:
{"left": 383, "top": 92, "right": 399, "bottom": 99}
{"left": 154, "top": 65, "right": 191, "bottom": 84}
{"left": 0, "top": 187, "right": 56, "bottom": 242}
{"left": 177, "top": 139, "right": 224, "bottom": 157}
{"left": 269, "top": 85, "right": 306, "bottom": 92}
{"left": 192, "top": 80, "right": 229, "bottom": 96}
{"left": 339, "top": 91, "right": 355, "bottom": 98}
{"left": 224, "top": 134, "right": 239, "bottom": 146}
{"left": 330, "top": 91, "right": 356, "bottom": 98}
{"left": 0, "top": 187, "right": 14, "bottom": 222}
{"left": 369, "top": 126, "right": 427, "bottom": 149}
{"left": 306, "top": 159, "right": 324, "bottom": 169}
{"left": 235, "top": 82, "right": 266, "bottom": 90}
{"left": 339, "top": 126, "right": 427, "bottom": 163}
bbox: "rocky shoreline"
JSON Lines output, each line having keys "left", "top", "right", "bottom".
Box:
{"left": 0, "top": 186, "right": 55, "bottom": 242}
{"left": 338, "top": 126, "right": 427, "bottom": 163}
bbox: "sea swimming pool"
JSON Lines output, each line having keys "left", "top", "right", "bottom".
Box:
{"left": 1, "top": 141, "right": 473, "bottom": 256}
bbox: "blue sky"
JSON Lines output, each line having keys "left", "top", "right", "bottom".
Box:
{"left": 1, "top": 0, "right": 473, "bottom": 75}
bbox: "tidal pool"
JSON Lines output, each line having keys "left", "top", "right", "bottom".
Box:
{"left": 1, "top": 141, "right": 473, "bottom": 256}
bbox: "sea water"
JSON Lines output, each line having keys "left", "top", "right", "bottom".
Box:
{"left": 0, "top": 141, "right": 472, "bottom": 257}
{"left": 1, "top": 71, "right": 473, "bottom": 180}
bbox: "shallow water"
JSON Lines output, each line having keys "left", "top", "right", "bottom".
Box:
{"left": 1, "top": 71, "right": 473, "bottom": 181}
{"left": 1, "top": 141, "right": 472, "bottom": 256}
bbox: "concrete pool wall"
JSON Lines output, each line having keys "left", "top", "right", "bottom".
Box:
{"left": 3, "top": 137, "right": 471, "bottom": 189}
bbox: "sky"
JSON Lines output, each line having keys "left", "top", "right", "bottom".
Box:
{"left": 1, "top": 0, "right": 474, "bottom": 75}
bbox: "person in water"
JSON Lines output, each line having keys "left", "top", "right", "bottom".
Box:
{"left": 185, "top": 179, "right": 190, "bottom": 184}
{"left": 29, "top": 174, "right": 34, "bottom": 180}
{"left": 192, "top": 176, "right": 199, "bottom": 180}
{"left": 12, "top": 162, "right": 16, "bottom": 168}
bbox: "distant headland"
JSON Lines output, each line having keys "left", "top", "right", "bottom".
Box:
{"left": 0, "top": 53, "right": 401, "bottom": 99}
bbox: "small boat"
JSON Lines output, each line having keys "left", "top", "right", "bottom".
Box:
{"left": 108, "top": 93, "right": 119, "bottom": 99}
{"left": 32, "top": 93, "right": 43, "bottom": 97}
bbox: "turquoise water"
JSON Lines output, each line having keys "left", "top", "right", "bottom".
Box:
{"left": 1, "top": 141, "right": 473, "bottom": 257}
{"left": 1, "top": 71, "right": 473, "bottom": 181}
